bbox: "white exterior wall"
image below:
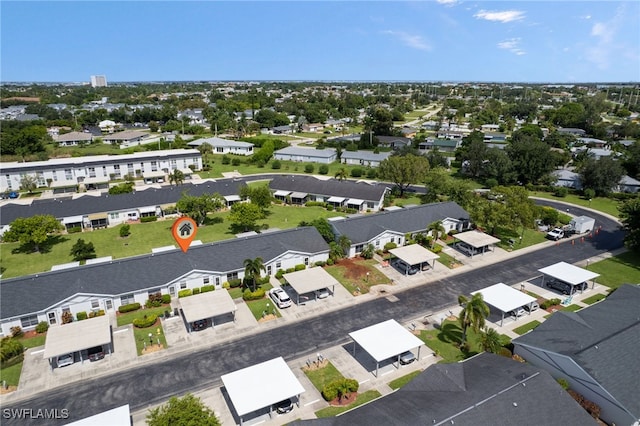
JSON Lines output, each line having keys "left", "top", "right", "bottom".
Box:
{"left": 515, "top": 345, "right": 637, "bottom": 426}
{"left": 349, "top": 231, "right": 405, "bottom": 257}
{"left": 273, "top": 153, "right": 336, "bottom": 164}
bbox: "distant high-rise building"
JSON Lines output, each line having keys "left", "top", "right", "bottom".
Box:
{"left": 90, "top": 75, "right": 107, "bottom": 88}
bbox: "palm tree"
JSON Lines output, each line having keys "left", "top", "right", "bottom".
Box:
{"left": 426, "top": 221, "right": 446, "bottom": 248}
{"left": 338, "top": 235, "right": 351, "bottom": 256}
{"left": 329, "top": 242, "right": 344, "bottom": 262}
{"left": 457, "top": 293, "right": 490, "bottom": 347}
{"left": 243, "top": 257, "right": 266, "bottom": 291}
{"left": 168, "top": 169, "right": 185, "bottom": 186}
{"left": 334, "top": 168, "right": 348, "bottom": 182}
{"left": 198, "top": 142, "right": 213, "bottom": 166}
{"left": 479, "top": 326, "right": 502, "bottom": 354}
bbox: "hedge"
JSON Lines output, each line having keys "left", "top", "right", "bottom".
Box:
{"left": 321, "top": 378, "right": 359, "bottom": 401}
{"left": 305, "top": 201, "right": 327, "bottom": 208}
{"left": 161, "top": 294, "right": 171, "bottom": 304}
{"left": 1, "top": 338, "right": 24, "bottom": 365}
{"left": 193, "top": 288, "right": 201, "bottom": 295}
{"left": 118, "top": 303, "right": 141, "bottom": 313}
{"left": 201, "top": 285, "right": 215, "bottom": 293}
{"left": 178, "top": 289, "right": 193, "bottom": 298}
{"left": 228, "top": 278, "right": 242, "bottom": 288}
{"left": 275, "top": 269, "right": 285, "bottom": 279}
{"left": 88, "top": 310, "right": 105, "bottom": 318}
{"left": 140, "top": 215, "right": 158, "bottom": 223}
{"left": 67, "top": 226, "right": 82, "bottom": 234}
{"left": 430, "top": 244, "right": 443, "bottom": 254}
{"left": 35, "top": 321, "right": 49, "bottom": 334}
{"left": 541, "top": 298, "right": 562, "bottom": 309}
{"left": 384, "top": 242, "right": 397, "bottom": 251}
{"left": 76, "top": 311, "right": 88, "bottom": 321}
{"left": 132, "top": 314, "right": 158, "bottom": 328}
{"left": 294, "top": 264, "right": 306, "bottom": 271}
{"left": 242, "top": 288, "right": 266, "bottom": 301}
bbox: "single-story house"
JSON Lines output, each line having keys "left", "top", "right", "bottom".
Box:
{"left": 340, "top": 150, "right": 391, "bottom": 167}
{"left": 0, "top": 227, "right": 329, "bottom": 337}
{"left": 273, "top": 147, "right": 337, "bottom": 164}
{"left": 269, "top": 175, "right": 390, "bottom": 211}
{"left": 553, "top": 169, "right": 582, "bottom": 190}
{"left": 302, "top": 123, "right": 324, "bottom": 132}
{"left": 330, "top": 201, "right": 470, "bottom": 257}
{"left": 376, "top": 136, "right": 412, "bottom": 150}
{"left": 55, "top": 131, "right": 93, "bottom": 147}
{"left": 483, "top": 132, "right": 507, "bottom": 142}
{"left": 577, "top": 137, "right": 608, "bottom": 148}
{"left": 616, "top": 175, "right": 640, "bottom": 193}
{"left": 513, "top": 284, "right": 640, "bottom": 426}
{"left": 102, "top": 130, "right": 148, "bottom": 146}
{"left": 480, "top": 124, "right": 500, "bottom": 132}
{"left": 557, "top": 127, "right": 587, "bottom": 137}
{"left": 272, "top": 125, "right": 294, "bottom": 134}
{"left": 188, "top": 137, "right": 254, "bottom": 156}
{"left": 418, "top": 138, "right": 460, "bottom": 152}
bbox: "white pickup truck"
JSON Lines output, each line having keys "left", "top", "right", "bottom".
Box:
{"left": 546, "top": 228, "right": 566, "bottom": 240}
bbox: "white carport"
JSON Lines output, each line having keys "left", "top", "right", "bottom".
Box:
{"left": 538, "top": 262, "right": 600, "bottom": 294}
{"left": 66, "top": 404, "right": 130, "bottom": 426}
{"left": 274, "top": 190, "right": 291, "bottom": 197}
{"left": 349, "top": 319, "right": 423, "bottom": 377}
{"left": 471, "top": 283, "right": 536, "bottom": 326}
{"left": 43, "top": 316, "right": 111, "bottom": 369}
{"left": 283, "top": 267, "right": 338, "bottom": 304}
{"left": 143, "top": 170, "right": 165, "bottom": 179}
{"left": 454, "top": 230, "right": 501, "bottom": 257}
{"left": 327, "top": 196, "right": 345, "bottom": 206}
{"left": 224, "top": 194, "right": 242, "bottom": 205}
{"left": 179, "top": 290, "right": 236, "bottom": 332}
{"left": 221, "top": 357, "right": 305, "bottom": 425}
{"left": 389, "top": 244, "right": 439, "bottom": 272}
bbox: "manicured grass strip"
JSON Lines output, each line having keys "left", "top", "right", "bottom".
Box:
{"left": 314, "top": 390, "right": 382, "bottom": 418}
{"left": 530, "top": 192, "right": 621, "bottom": 218}
{"left": 117, "top": 306, "right": 169, "bottom": 327}
{"left": 493, "top": 226, "right": 548, "bottom": 251}
{"left": 388, "top": 370, "right": 422, "bottom": 390}
{"left": 525, "top": 291, "right": 542, "bottom": 299}
{"left": 324, "top": 259, "right": 390, "bottom": 295}
{"left": 246, "top": 297, "right": 281, "bottom": 321}
{"left": 436, "top": 251, "right": 460, "bottom": 269}
{"left": 0, "top": 361, "right": 23, "bottom": 386}
{"left": 513, "top": 320, "right": 542, "bottom": 335}
{"left": 418, "top": 320, "right": 484, "bottom": 363}
{"left": 587, "top": 251, "right": 640, "bottom": 290}
{"left": 20, "top": 333, "right": 47, "bottom": 349}
{"left": 582, "top": 293, "right": 606, "bottom": 305}
{"left": 227, "top": 287, "right": 243, "bottom": 299}
{"left": 132, "top": 324, "right": 167, "bottom": 356}
{"left": 303, "top": 361, "right": 344, "bottom": 392}
{"left": 561, "top": 304, "right": 582, "bottom": 312}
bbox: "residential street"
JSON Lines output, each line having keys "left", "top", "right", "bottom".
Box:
{"left": 0, "top": 201, "right": 624, "bottom": 425}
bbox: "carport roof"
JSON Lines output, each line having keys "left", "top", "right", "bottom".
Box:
{"left": 221, "top": 357, "right": 305, "bottom": 417}
{"left": 471, "top": 283, "right": 536, "bottom": 313}
{"left": 455, "top": 230, "right": 501, "bottom": 248}
{"left": 284, "top": 267, "right": 339, "bottom": 295}
{"left": 43, "top": 315, "right": 111, "bottom": 359}
{"left": 349, "top": 319, "right": 423, "bottom": 363}
{"left": 538, "top": 262, "right": 600, "bottom": 286}
{"left": 66, "top": 404, "right": 130, "bottom": 426}
{"left": 389, "top": 244, "right": 439, "bottom": 266}
{"left": 179, "top": 290, "right": 236, "bottom": 324}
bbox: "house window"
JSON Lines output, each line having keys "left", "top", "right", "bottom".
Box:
{"left": 203, "top": 277, "right": 210, "bottom": 285}
{"left": 276, "top": 262, "right": 282, "bottom": 269}
{"left": 36, "top": 172, "right": 45, "bottom": 186}
{"left": 267, "top": 265, "right": 272, "bottom": 276}
{"left": 151, "top": 161, "right": 158, "bottom": 172}
{"left": 304, "top": 257, "right": 309, "bottom": 266}
{"left": 215, "top": 277, "right": 220, "bottom": 286}
{"left": 20, "top": 315, "right": 39, "bottom": 328}
{"left": 6, "top": 174, "right": 12, "bottom": 189}
{"left": 169, "top": 286, "right": 176, "bottom": 296}
{"left": 65, "top": 169, "right": 73, "bottom": 180}
{"left": 148, "top": 288, "right": 161, "bottom": 296}
{"left": 88, "top": 167, "right": 96, "bottom": 178}
{"left": 127, "top": 163, "right": 134, "bottom": 174}
{"left": 355, "top": 244, "right": 364, "bottom": 253}
{"left": 105, "top": 300, "right": 113, "bottom": 310}
{"left": 91, "top": 300, "right": 100, "bottom": 309}
{"left": 102, "top": 166, "right": 107, "bottom": 176}
{"left": 48, "top": 312, "right": 57, "bottom": 325}
{"left": 110, "top": 213, "right": 119, "bottom": 219}
{"left": 113, "top": 165, "right": 121, "bottom": 178}
{"left": 52, "top": 170, "right": 58, "bottom": 181}
{"left": 390, "top": 237, "right": 395, "bottom": 244}
{"left": 180, "top": 281, "right": 187, "bottom": 289}
{"left": 226, "top": 272, "right": 239, "bottom": 281}
{"left": 170, "top": 159, "right": 177, "bottom": 169}
{"left": 216, "top": 147, "right": 224, "bottom": 153}
{"left": 120, "top": 294, "right": 135, "bottom": 306}
{"left": 375, "top": 240, "right": 380, "bottom": 247}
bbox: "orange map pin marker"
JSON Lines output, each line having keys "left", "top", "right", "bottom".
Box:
{"left": 172, "top": 217, "right": 198, "bottom": 253}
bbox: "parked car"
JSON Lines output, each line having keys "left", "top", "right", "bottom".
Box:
{"left": 546, "top": 279, "right": 571, "bottom": 295}
{"left": 392, "top": 259, "right": 419, "bottom": 275}
{"left": 523, "top": 301, "right": 539, "bottom": 312}
{"left": 315, "top": 288, "right": 330, "bottom": 299}
{"left": 546, "top": 228, "right": 566, "bottom": 240}
{"left": 57, "top": 353, "right": 74, "bottom": 368}
{"left": 192, "top": 319, "right": 207, "bottom": 331}
{"left": 87, "top": 345, "right": 105, "bottom": 361}
{"left": 510, "top": 308, "right": 526, "bottom": 318}
{"left": 399, "top": 351, "right": 416, "bottom": 365}
{"left": 269, "top": 288, "right": 292, "bottom": 308}
{"left": 275, "top": 398, "right": 294, "bottom": 414}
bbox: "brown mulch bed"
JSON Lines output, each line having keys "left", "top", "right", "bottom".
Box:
{"left": 0, "top": 386, "right": 18, "bottom": 394}
{"left": 141, "top": 344, "right": 164, "bottom": 355}
{"left": 258, "top": 314, "right": 277, "bottom": 323}
{"left": 335, "top": 258, "right": 370, "bottom": 280}
{"left": 328, "top": 392, "right": 358, "bottom": 406}
{"left": 21, "top": 330, "right": 39, "bottom": 339}
{"left": 545, "top": 305, "right": 563, "bottom": 313}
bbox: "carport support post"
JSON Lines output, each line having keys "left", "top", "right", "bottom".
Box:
{"left": 375, "top": 362, "right": 379, "bottom": 378}
{"left": 500, "top": 312, "right": 504, "bottom": 327}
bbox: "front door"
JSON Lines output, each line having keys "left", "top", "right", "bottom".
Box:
{"left": 47, "top": 311, "right": 57, "bottom": 325}
{"left": 105, "top": 300, "right": 113, "bottom": 311}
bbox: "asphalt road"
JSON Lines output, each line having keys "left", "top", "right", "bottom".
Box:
{"left": 2, "top": 201, "right": 624, "bottom": 425}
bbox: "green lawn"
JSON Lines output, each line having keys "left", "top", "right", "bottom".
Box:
{"left": 324, "top": 259, "right": 391, "bottom": 295}
{"left": 388, "top": 370, "right": 422, "bottom": 390}
{"left": 435, "top": 251, "right": 462, "bottom": 269}
{"left": 525, "top": 290, "right": 542, "bottom": 299}
{"left": 0, "top": 361, "right": 23, "bottom": 386}
{"left": 303, "top": 361, "right": 344, "bottom": 392}
{"left": 20, "top": 333, "right": 47, "bottom": 349}
{"left": 513, "top": 320, "right": 541, "bottom": 335}
{"left": 0, "top": 205, "right": 343, "bottom": 278}
{"left": 246, "top": 296, "right": 281, "bottom": 321}
{"left": 314, "top": 390, "right": 382, "bottom": 418}
{"left": 530, "top": 192, "right": 622, "bottom": 218}
{"left": 493, "top": 226, "right": 548, "bottom": 251}
{"left": 587, "top": 251, "right": 640, "bottom": 290}
{"left": 581, "top": 293, "right": 606, "bottom": 305}
{"left": 132, "top": 324, "right": 168, "bottom": 356}
{"left": 561, "top": 304, "right": 583, "bottom": 312}
{"left": 116, "top": 306, "right": 169, "bottom": 327}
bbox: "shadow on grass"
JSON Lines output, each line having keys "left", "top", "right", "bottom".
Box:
{"left": 11, "top": 235, "right": 69, "bottom": 254}
{"left": 438, "top": 322, "right": 463, "bottom": 345}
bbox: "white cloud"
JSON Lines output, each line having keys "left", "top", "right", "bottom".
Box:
{"left": 497, "top": 38, "right": 526, "bottom": 55}
{"left": 585, "top": 6, "right": 624, "bottom": 69}
{"left": 382, "top": 30, "right": 432, "bottom": 51}
{"left": 474, "top": 10, "right": 525, "bottom": 23}
{"left": 436, "top": 0, "right": 458, "bottom": 6}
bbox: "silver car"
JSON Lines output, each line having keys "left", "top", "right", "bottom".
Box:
{"left": 269, "top": 288, "right": 292, "bottom": 308}
{"left": 57, "top": 353, "right": 74, "bottom": 368}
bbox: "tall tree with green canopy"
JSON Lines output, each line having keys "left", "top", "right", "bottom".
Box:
{"left": 426, "top": 221, "right": 446, "bottom": 248}
{"left": 146, "top": 394, "right": 221, "bottom": 426}
{"left": 176, "top": 192, "right": 224, "bottom": 226}
{"left": 578, "top": 156, "right": 625, "bottom": 196}
{"left": 620, "top": 198, "right": 640, "bottom": 250}
{"left": 457, "top": 131, "right": 487, "bottom": 178}
{"left": 243, "top": 257, "right": 266, "bottom": 291}
{"left": 479, "top": 326, "right": 503, "bottom": 354}
{"left": 457, "top": 293, "right": 490, "bottom": 347}
{"left": 378, "top": 154, "right": 430, "bottom": 197}
{"left": 506, "top": 135, "right": 555, "bottom": 184}
{"left": 3, "top": 215, "right": 63, "bottom": 253}
{"left": 70, "top": 239, "right": 96, "bottom": 262}
{"left": 228, "top": 202, "right": 264, "bottom": 232}
{"left": 168, "top": 169, "right": 185, "bottom": 186}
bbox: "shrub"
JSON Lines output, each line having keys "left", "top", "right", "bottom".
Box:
{"left": 222, "top": 281, "right": 230, "bottom": 289}
{"left": 108, "top": 183, "right": 134, "bottom": 195}
{"left": 304, "top": 164, "right": 314, "bottom": 173}
{"left": 161, "top": 294, "right": 171, "bottom": 304}
{"left": 557, "top": 378, "right": 570, "bottom": 390}
{"left": 119, "top": 224, "right": 131, "bottom": 237}
{"left": 192, "top": 287, "right": 201, "bottom": 295}
{"left": 350, "top": 168, "right": 363, "bottom": 178}
{"left": 76, "top": 311, "right": 88, "bottom": 321}
{"left": 88, "top": 310, "right": 105, "bottom": 318}
{"left": 0, "top": 337, "right": 24, "bottom": 365}
{"left": 10, "top": 326, "right": 23, "bottom": 338}
{"left": 228, "top": 278, "right": 242, "bottom": 288}
{"left": 178, "top": 289, "right": 193, "bottom": 298}
{"left": 61, "top": 311, "right": 73, "bottom": 324}
{"left": 118, "top": 303, "right": 141, "bottom": 313}
{"left": 321, "top": 378, "right": 359, "bottom": 401}
{"left": 583, "top": 188, "right": 595, "bottom": 200}
{"left": 140, "top": 215, "right": 157, "bottom": 223}
{"left": 384, "top": 242, "right": 397, "bottom": 251}
{"left": 294, "top": 264, "right": 306, "bottom": 271}
{"left": 201, "top": 285, "right": 215, "bottom": 293}
{"left": 497, "top": 347, "right": 512, "bottom": 358}
{"left": 242, "top": 288, "right": 266, "bottom": 301}
{"left": 35, "top": 321, "right": 49, "bottom": 334}
{"left": 286, "top": 267, "right": 296, "bottom": 273}
{"left": 326, "top": 204, "right": 334, "bottom": 211}
{"left": 485, "top": 178, "right": 498, "bottom": 188}
{"left": 305, "top": 201, "right": 326, "bottom": 207}
{"left": 271, "top": 160, "right": 282, "bottom": 169}
{"left": 132, "top": 314, "right": 158, "bottom": 328}
{"left": 67, "top": 226, "right": 82, "bottom": 234}
{"left": 326, "top": 258, "right": 334, "bottom": 265}
{"left": 553, "top": 186, "right": 568, "bottom": 197}
{"left": 221, "top": 155, "right": 230, "bottom": 165}
{"left": 430, "top": 244, "right": 443, "bottom": 254}
{"left": 145, "top": 292, "right": 164, "bottom": 308}
{"left": 275, "top": 269, "right": 285, "bottom": 279}
{"left": 231, "top": 158, "right": 241, "bottom": 166}
{"left": 318, "top": 164, "right": 329, "bottom": 175}
{"left": 315, "top": 261, "right": 326, "bottom": 267}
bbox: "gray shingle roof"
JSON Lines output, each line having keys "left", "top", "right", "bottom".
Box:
{"left": 0, "top": 227, "right": 328, "bottom": 319}
{"left": 269, "top": 175, "right": 389, "bottom": 203}
{"left": 274, "top": 147, "right": 337, "bottom": 158}
{"left": 0, "top": 181, "right": 243, "bottom": 225}
{"left": 339, "top": 151, "right": 391, "bottom": 162}
{"left": 294, "top": 352, "right": 596, "bottom": 426}
{"left": 331, "top": 202, "right": 470, "bottom": 244}
{"left": 514, "top": 284, "right": 640, "bottom": 417}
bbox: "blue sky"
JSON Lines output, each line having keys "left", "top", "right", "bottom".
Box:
{"left": 2, "top": 1, "right": 639, "bottom": 83}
